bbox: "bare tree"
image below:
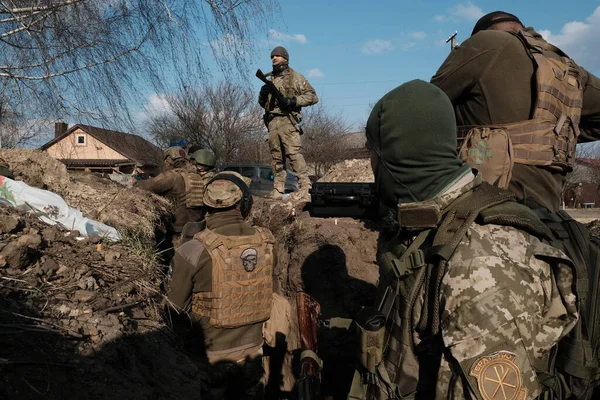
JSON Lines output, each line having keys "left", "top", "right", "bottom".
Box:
{"left": 301, "top": 103, "right": 352, "bottom": 179}
{"left": 148, "top": 81, "right": 267, "bottom": 164}
{"left": 0, "top": 100, "right": 51, "bottom": 148}
{"left": 0, "top": 0, "right": 278, "bottom": 128}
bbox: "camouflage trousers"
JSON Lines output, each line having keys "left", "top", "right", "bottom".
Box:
{"left": 267, "top": 116, "right": 310, "bottom": 193}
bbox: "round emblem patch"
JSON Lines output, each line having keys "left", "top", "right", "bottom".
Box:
{"left": 469, "top": 351, "right": 527, "bottom": 400}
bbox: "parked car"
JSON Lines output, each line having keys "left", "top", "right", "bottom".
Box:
{"left": 219, "top": 164, "right": 299, "bottom": 196}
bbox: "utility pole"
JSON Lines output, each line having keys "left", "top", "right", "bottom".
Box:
{"left": 446, "top": 31, "right": 458, "bottom": 52}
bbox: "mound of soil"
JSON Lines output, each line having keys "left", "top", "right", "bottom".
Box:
{"left": 319, "top": 159, "right": 374, "bottom": 182}
{"left": 0, "top": 157, "right": 387, "bottom": 399}
{"left": 0, "top": 206, "right": 210, "bottom": 399}
{"left": 0, "top": 150, "right": 170, "bottom": 240}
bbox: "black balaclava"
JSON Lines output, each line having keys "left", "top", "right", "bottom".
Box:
{"left": 366, "top": 80, "right": 470, "bottom": 208}
{"left": 471, "top": 11, "right": 522, "bottom": 36}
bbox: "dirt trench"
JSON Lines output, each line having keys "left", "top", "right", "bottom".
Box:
{"left": 0, "top": 157, "right": 388, "bottom": 399}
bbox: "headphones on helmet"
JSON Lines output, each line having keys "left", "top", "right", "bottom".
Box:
{"left": 206, "top": 173, "right": 254, "bottom": 218}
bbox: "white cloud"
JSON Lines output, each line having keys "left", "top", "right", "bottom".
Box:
{"left": 145, "top": 93, "right": 170, "bottom": 115}
{"left": 539, "top": 6, "right": 600, "bottom": 71}
{"left": 451, "top": 2, "right": 484, "bottom": 21}
{"left": 361, "top": 39, "right": 392, "bottom": 55}
{"left": 307, "top": 68, "right": 325, "bottom": 78}
{"left": 268, "top": 29, "right": 307, "bottom": 44}
{"left": 435, "top": 2, "right": 484, "bottom": 23}
{"left": 135, "top": 93, "right": 170, "bottom": 124}
{"left": 409, "top": 31, "right": 427, "bottom": 40}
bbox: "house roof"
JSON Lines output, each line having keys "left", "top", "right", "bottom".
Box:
{"left": 576, "top": 158, "right": 600, "bottom": 168}
{"left": 59, "top": 159, "right": 133, "bottom": 167}
{"left": 40, "top": 124, "right": 162, "bottom": 167}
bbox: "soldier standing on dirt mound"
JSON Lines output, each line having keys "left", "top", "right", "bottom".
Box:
{"left": 167, "top": 171, "right": 275, "bottom": 399}
{"left": 258, "top": 46, "right": 318, "bottom": 199}
{"left": 348, "top": 80, "right": 578, "bottom": 399}
{"left": 431, "top": 11, "right": 600, "bottom": 213}
{"left": 134, "top": 146, "right": 209, "bottom": 248}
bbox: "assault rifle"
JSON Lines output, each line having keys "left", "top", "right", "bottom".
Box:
{"left": 296, "top": 291, "right": 322, "bottom": 400}
{"left": 255, "top": 68, "right": 304, "bottom": 134}
{"left": 309, "top": 182, "right": 388, "bottom": 220}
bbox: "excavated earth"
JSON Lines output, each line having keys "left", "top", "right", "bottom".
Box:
{"left": 0, "top": 155, "right": 386, "bottom": 399}
{"left": 3, "top": 155, "right": 597, "bottom": 400}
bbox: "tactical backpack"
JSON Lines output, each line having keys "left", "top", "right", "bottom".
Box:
{"left": 349, "top": 183, "right": 595, "bottom": 399}
{"left": 528, "top": 205, "right": 600, "bottom": 399}
{"left": 458, "top": 30, "right": 583, "bottom": 189}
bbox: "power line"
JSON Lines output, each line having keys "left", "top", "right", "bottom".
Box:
{"left": 315, "top": 79, "right": 402, "bottom": 86}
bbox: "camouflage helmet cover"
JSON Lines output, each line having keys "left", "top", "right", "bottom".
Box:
{"left": 190, "top": 149, "right": 216, "bottom": 168}
{"left": 203, "top": 171, "right": 251, "bottom": 208}
{"left": 163, "top": 146, "right": 187, "bottom": 160}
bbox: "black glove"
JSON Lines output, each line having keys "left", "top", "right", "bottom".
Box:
{"left": 279, "top": 96, "right": 297, "bottom": 109}
{"left": 259, "top": 84, "right": 269, "bottom": 96}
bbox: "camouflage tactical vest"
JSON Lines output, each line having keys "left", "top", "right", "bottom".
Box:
{"left": 178, "top": 170, "right": 209, "bottom": 208}
{"left": 264, "top": 68, "right": 302, "bottom": 119}
{"left": 458, "top": 30, "right": 583, "bottom": 188}
{"left": 190, "top": 227, "right": 274, "bottom": 328}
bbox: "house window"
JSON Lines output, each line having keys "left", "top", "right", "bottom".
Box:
{"left": 76, "top": 134, "right": 86, "bottom": 146}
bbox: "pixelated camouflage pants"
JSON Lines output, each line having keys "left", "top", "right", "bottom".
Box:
{"left": 268, "top": 116, "right": 310, "bottom": 193}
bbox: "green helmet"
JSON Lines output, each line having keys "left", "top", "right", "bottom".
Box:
{"left": 190, "top": 149, "right": 216, "bottom": 168}
{"left": 203, "top": 171, "right": 253, "bottom": 217}
{"left": 163, "top": 146, "right": 187, "bottom": 160}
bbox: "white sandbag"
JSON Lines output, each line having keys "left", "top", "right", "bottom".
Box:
{"left": 0, "top": 176, "right": 121, "bottom": 241}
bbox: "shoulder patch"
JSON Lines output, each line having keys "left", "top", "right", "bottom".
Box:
{"left": 469, "top": 351, "right": 528, "bottom": 400}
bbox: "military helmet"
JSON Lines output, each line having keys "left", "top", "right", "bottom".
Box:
{"left": 190, "top": 149, "right": 216, "bottom": 168}
{"left": 163, "top": 146, "right": 187, "bottom": 160}
{"left": 203, "top": 171, "right": 253, "bottom": 218}
{"left": 271, "top": 46, "right": 289, "bottom": 61}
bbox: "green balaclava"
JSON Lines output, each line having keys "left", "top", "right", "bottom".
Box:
{"left": 366, "top": 79, "right": 470, "bottom": 207}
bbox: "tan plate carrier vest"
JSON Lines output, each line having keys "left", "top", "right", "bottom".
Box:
{"left": 191, "top": 227, "right": 274, "bottom": 328}
{"left": 179, "top": 170, "right": 208, "bottom": 208}
{"left": 458, "top": 30, "right": 583, "bottom": 189}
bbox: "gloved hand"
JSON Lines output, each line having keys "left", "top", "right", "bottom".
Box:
{"left": 279, "top": 96, "right": 297, "bottom": 109}
{"left": 259, "top": 84, "right": 269, "bottom": 96}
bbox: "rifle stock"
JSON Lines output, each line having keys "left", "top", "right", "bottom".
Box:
{"left": 309, "top": 182, "right": 388, "bottom": 220}
{"left": 296, "top": 291, "right": 322, "bottom": 400}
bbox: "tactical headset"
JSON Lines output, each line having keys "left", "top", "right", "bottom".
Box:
{"left": 206, "top": 173, "right": 254, "bottom": 219}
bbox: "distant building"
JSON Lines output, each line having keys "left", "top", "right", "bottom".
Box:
{"left": 564, "top": 158, "right": 600, "bottom": 208}
{"left": 40, "top": 123, "right": 162, "bottom": 175}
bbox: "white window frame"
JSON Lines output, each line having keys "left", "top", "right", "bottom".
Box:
{"left": 76, "top": 134, "right": 86, "bottom": 146}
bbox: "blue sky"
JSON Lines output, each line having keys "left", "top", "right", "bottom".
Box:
{"left": 248, "top": 1, "right": 600, "bottom": 131}
{"left": 138, "top": 1, "right": 600, "bottom": 134}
